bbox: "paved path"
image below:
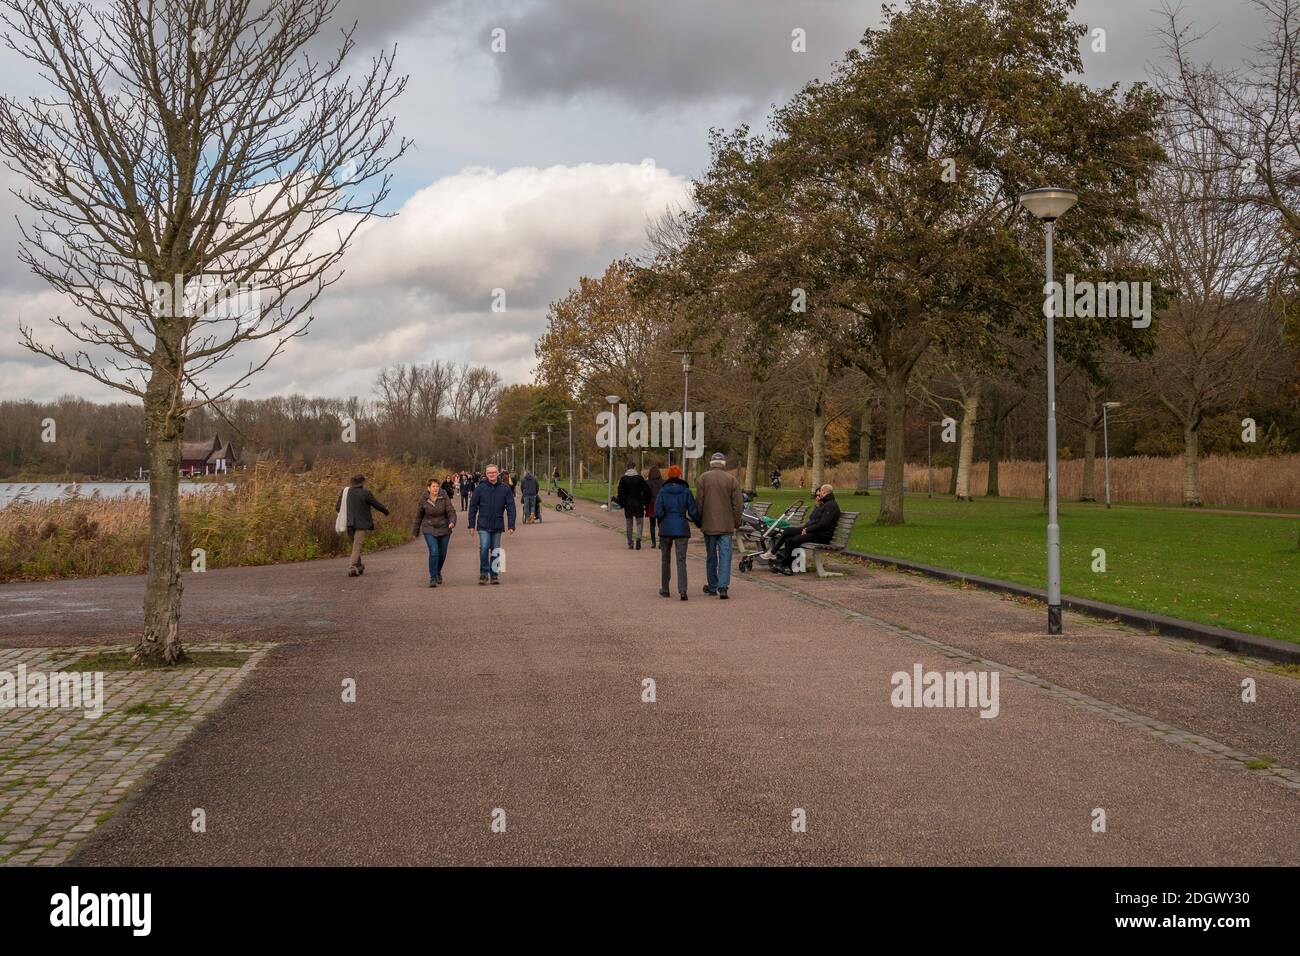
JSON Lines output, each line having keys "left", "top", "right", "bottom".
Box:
{"left": 2, "top": 497, "right": 1295, "bottom": 865}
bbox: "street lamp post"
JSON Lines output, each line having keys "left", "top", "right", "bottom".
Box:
{"left": 672, "top": 349, "right": 693, "bottom": 482}
{"left": 1103, "top": 401, "right": 1122, "bottom": 509}
{"left": 927, "top": 422, "right": 937, "bottom": 498}
{"left": 1019, "top": 186, "right": 1079, "bottom": 636}
{"left": 546, "top": 424, "right": 553, "bottom": 493}
{"left": 529, "top": 431, "right": 537, "bottom": 476}
{"left": 604, "top": 395, "right": 620, "bottom": 511}
{"left": 565, "top": 410, "right": 574, "bottom": 497}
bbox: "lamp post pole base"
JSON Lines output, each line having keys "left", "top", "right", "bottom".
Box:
{"left": 1048, "top": 605, "right": 1063, "bottom": 635}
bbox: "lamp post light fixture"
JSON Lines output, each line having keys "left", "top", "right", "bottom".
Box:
{"left": 604, "top": 395, "right": 620, "bottom": 511}
{"left": 1019, "top": 186, "right": 1079, "bottom": 635}
{"left": 565, "top": 410, "right": 574, "bottom": 497}
{"left": 1103, "top": 401, "right": 1122, "bottom": 510}
{"left": 671, "top": 349, "right": 693, "bottom": 482}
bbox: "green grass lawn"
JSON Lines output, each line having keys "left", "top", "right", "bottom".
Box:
{"left": 566, "top": 479, "right": 1300, "bottom": 643}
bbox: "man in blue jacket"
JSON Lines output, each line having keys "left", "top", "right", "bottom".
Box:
{"left": 467, "top": 463, "right": 516, "bottom": 585}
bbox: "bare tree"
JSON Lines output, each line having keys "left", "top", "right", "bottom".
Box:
{"left": 1158, "top": 0, "right": 1300, "bottom": 268}
{"left": 1144, "top": 124, "right": 1283, "bottom": 505}
{"left": 0, "top": 0, "right": 408, "bottom": 662}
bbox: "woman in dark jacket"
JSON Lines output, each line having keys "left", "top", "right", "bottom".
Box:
{"left": 654, "top": 465, "right": 700, "bottom": 600}
{"left": 413, "top": 477, "right": 457, "bottom": 587}
{"left": 645, "top": 465, "right": 664, "bottom": 548}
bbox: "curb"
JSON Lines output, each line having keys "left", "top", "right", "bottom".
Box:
{"left": 842, "top": 550, "right": 1300, "bottom": 665}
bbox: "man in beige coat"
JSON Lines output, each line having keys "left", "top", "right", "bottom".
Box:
{"left": 694, "top": 451, "right": 743, "bottom": 599}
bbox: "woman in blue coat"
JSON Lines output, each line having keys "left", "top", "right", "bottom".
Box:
{"left": 654, "top": 465, "right": 701, "bottom": 600}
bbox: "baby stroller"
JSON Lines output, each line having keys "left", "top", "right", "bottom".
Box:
{"left": 736, "top": 491, "right": 804, "bottom": 573}
{"left": 554, "top": 487, "right": 575, "bottom": 512}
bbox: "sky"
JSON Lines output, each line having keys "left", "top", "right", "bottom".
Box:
{"left": 0, "top": 0, "right": 1273, "bottom": 404}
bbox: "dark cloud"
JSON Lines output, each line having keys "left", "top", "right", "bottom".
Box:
{"left": 490, "top": 0, "right": 877, "bottom": 109}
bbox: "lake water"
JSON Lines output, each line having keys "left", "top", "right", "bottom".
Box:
{"left": 0, "top": 482, "right": 231, "bottom": 508}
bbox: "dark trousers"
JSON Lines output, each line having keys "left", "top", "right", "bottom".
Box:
{"left": 773, "top": 527, "right": 805, "bottom": 565}
{"left": 460, "top": 491, "right": 469, "bottom": 510}
{"left": 660, "top": 536, "right": 688, "bottom": 594}
{"left": 648, "top": 515, "right": 658, "bottom": 544}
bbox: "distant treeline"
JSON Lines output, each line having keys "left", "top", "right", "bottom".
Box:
{"left": 1, "top": 361, "right": 504, "bottom": 479}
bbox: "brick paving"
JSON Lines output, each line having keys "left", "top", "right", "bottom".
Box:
{"left": 0, "top": 643, "right": 269, "bottom": 866}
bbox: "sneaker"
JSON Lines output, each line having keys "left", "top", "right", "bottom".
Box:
{"left": 719, "top": 588, "right": 729, "bottom": 600}
{"left": 659, "top": 589, "right": 670, "bottom": 598}
{"left": 635, "top": 540, "right": 641, "bottom": 550}
{"left": 627, "top": 542, "right": 634, "bottom": 550}
{"left": 759, "top": 550, "right": 775, "bottom": 561}
{"left": 679, "top": 593, "right": 688, "bottom": 601}
{"left": 429, "top": 578, "right": 437, "bottom": 588}
{"left": 436, "top": 574, "right": 443, "bottom": 585}
{"left": 779, "top": 565, "right": 795, "bottom": 576}
{"left": 491, "top": 577, "right": 500, "bottom": 585}
{"left": 479, "top": 575, "right": 488, "bottom": 585}
{"left": 703, "top": 585, "right": 717, "bottom": 595}
{"left": 357, "top": 563, "right": 365, "bottom": 575}
{"left": 348, "top": 567, "right": 359, "bottom": 577}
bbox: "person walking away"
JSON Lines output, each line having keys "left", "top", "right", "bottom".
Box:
{"left": 768, "top": 483, "right": 841, "bottom": 575}
{"left": 458, "top": 470, "right": 471, "bottom": 510}
{"left": 521, "top": 470, "right": 540, "bottom": 524}
{"left": 467, "top": 463, "right": 516, "bottom": 585}
{"left": 550, "top": 465, "right": 560, "bottom": 495}
{"left": 615, "top": 462, "right": 651, "bottom": 550}
{"left": 413, "top": 476, "right": 456, "bottom": 587}
{"left": 655, "top": 465, "right": 700, "bottom": 600}
{"left": 645, "top": 465, "right": 663, "bottom": 548}
{"left": 335, "top": 474, "right": 389, "bottom": 577}
{"left": 695, "top": 451, "right": 743, "bottom": 599}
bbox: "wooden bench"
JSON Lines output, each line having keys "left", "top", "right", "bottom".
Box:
{"left": 799, "top": 511, "right": 860, "bottom": 577}
{"left": 749, "top": 501, "right": 771, "bottom": 518}
{"left": 853, "top": 478, "right": 904, "bottom": 495}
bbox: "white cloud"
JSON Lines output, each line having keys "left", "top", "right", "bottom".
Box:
{"left": 2, "top": 161, "right": 692, "bottom": 402}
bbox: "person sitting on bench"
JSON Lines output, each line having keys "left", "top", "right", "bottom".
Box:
{"left": 768, "top": 484, "right": 840, "bottom": 575}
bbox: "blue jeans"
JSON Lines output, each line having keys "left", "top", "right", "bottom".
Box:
{"left": 522, "top": 494, "right": 535, "bottom": 519}
{"left": 704, "top": 533, "right": 733, "bottom": 590}
{"left": 477, "top": 529, "right": 502, "bottom": 578}
{"left": 423, "top": 532, "right": 450, "bottom": 579}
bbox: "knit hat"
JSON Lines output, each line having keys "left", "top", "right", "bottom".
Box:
{"left": 709, "top": 452, "right": 726, "bottom": 467}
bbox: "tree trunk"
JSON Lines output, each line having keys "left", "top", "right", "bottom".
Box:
{"left": 878, "top": 369, "right": 907, "bottom": 525}
{"left": 986, "top": 396, "right": 1002, "bottom": 497}
{"left": 955, "top": 387, "right": 979, "bottom": 501}
{"left": 136, "top": 400, "right": 187, "bottom": 666}
{"left": 810, "top": 399, "right": 826, "bottom": 492}
{"left": 1182, "top": 424, "right": 1202, "bottom": 507}
{"left": 855, "top": 402, "right": 871, "bottom": 495}
{"left": 1080, "top": 426, "right": 1097, "bottom": 501}
{"left": 743, "top": 431, "right": 758, "bottom": 496}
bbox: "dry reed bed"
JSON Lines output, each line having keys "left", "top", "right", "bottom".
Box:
{"left": 0, "top": 459, "right": 429, "bottom": 582}
{"left": 777, "top": 454, "right": 1299, "bottom": 510}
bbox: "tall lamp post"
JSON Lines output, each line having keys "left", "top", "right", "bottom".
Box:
{"left": 604, "top": 395, "right": 620, "bottom": 510}
{"left": 671, "top": 349, "right": 693, "bottom": 481}
{"left": 546, "top": 424, "right": 553, "bottom": 492}
{"left": 565, "top": 409, "right": 574, "bottom": 496}
{"left": 529, "top": 431, "right": 537, "bottom": 475}
{"left": 1103, "top": 401, "right": 1122, "bottom": 509}
{"left": 1019, "top": 186, "right": 1079, "bottom": 636}
{"left": 927, "top": 421, "right": 939, "bottom": 498}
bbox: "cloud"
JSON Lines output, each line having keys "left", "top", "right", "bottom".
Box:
{"left": 489, "top": 0, "right": 875, "bottom": 109}
{"left": 2, "top": 162, "right": 692, "bottom": 402}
